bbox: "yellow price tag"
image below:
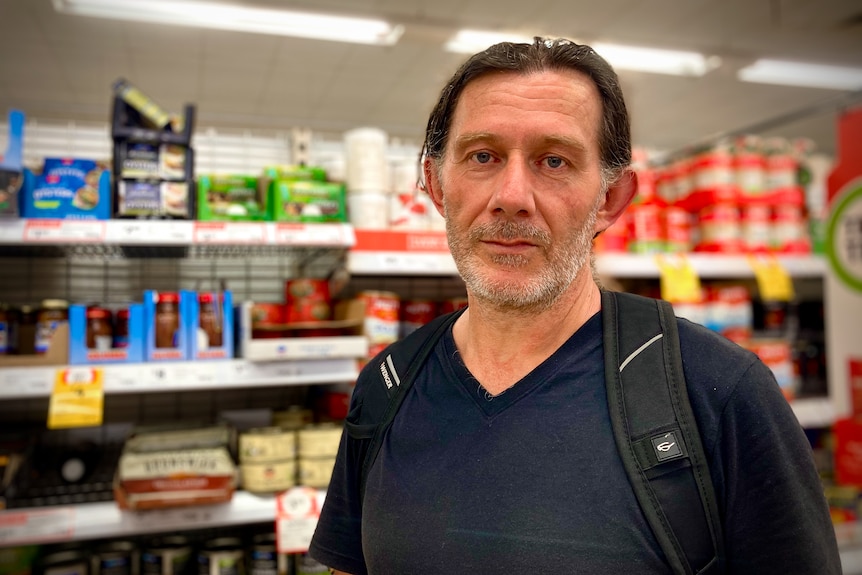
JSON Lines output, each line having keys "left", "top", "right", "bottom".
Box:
{"left": 48, "top": 368, "right": 104, "bottom": 429}
{"left": 748, "top": 255, "right": 795, "bottom": 302}
{"left": 656, "top": 255, "right": 703, "bottom": 303}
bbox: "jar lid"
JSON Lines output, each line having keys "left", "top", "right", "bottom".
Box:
{"left": 157, "top": 292, "right": 180, "bottom": 304}
{"left": 41, "top": 299, "right": 69, "bottom": 309}
{"left": 86, "top": 307, "right": 112, "bottom": 320}
{"left": 116, "top": 308, "right": 131, "bottom": 319}
{"left": 198, "top": 292, "right": 215, "bottom": 304}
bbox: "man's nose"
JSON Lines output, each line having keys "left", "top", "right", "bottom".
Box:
{"left": 491, "top": 159, "right": 536, "bottom": 216}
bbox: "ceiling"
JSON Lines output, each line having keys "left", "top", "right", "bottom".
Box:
{"left": 1, "top": 0, "right": 861, "bottom": 159}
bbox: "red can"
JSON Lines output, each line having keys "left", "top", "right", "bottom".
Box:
{"left": 629, "top": 204, "right": 663, "bottom": 254}
{"left": 285, "top": 279, "right": 331, "bottom": 323}
{"left": 663, "top": 207, "right": 692, "bottom": 253}
{"left": 741, "top": 203, "right": 772, "bottom": 253}
{"left": 439, "top": 297, "right": 468, "bottom": 315}
{"left": 358, "top": 291, "right": 400, "bottom": 345}
{"left": 696, "top": 204, "right": 742, "bottom": 253}
{"left": 400, "top": 299, "right": 437, "bottom": 338}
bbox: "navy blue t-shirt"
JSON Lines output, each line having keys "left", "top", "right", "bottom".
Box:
{"left": 310, "top": 312, "right": 840, "bottom": 574}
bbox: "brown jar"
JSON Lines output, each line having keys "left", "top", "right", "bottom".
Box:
{"left": 198, "top": 293, "right": 223, "bottom": 348}
{"left": 86, "top": 306, "right": 114, "bottom": 350}
{"left": 36, "top": 299, "right": 69, "bottom": 354}
{"left": 12, "top": 305, "right": 34, "bottom": 354}
{"left": 155, "top": 292, "right": 179, "bottom": 349}
{"left": 114, "top": 308, "right": 130, "bottom": 349}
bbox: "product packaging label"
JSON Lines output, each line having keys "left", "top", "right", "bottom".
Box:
{"left": 121, "top": 143, "right": 159, "bottom": 178}
{"left": 119, "top": 180, "right": 161, "bottom": 216}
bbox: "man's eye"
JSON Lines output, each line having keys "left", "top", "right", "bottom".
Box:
{"left": 472, "top": 152, "right": 493, "bottom": 164}
{"left": 544, "top": 156, "right": 566, "bottom": 169}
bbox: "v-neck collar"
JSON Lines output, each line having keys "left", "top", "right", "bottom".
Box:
{"left": 440, "top": 311, "right": 602, "bottom": 418}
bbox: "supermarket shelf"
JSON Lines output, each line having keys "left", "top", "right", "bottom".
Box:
{"left": 596, "top": 253, "right": 827, "bottom": 279}
{"left": 0, "top": 219, "right": 356, "bottom": 248}
{"left": 0, "top": 491, "right": 281, "bottom": 547}
{"left": 0, "top": 358, "right": 360, "bottom": 399}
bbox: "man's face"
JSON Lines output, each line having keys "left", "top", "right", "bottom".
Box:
{"left": 427, "top": 69, "right": 611, "bottom": 312}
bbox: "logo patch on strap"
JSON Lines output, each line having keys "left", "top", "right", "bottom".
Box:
{"left": 652, "top": 431, "right": 683, "bottom": 462}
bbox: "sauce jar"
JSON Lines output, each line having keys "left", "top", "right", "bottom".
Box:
{"left": 198, "top": 293, "right": 223, "bottom": 348}
{"left": 155, "top": 292, "right": 179, "bottom": 349}
{"left": 36, "top": 299, "right": 69, "bottom": 354}
{"left": 86, "top": 305, "right": 114, "bottom": 351}
{"left": 114, "top": 308, "right": 130, "bottom": 349}
{"left": 12, "top": 305, "right": 35, "bottom": 354}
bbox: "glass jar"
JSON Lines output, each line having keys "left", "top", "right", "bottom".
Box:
{"left": 86, "top": 306, "right": 114, "bottom": 351}
{"left": 114, "top": 308, "right": 130, "bottom": 349}
{"left": 155, "top": 292, "right": 179, "bottom": 349}
{"left": 36, "top": 299, "right": 69, "bottom": 354}
{"left": 198, "top": 293, "right": 223, "bottom": 348}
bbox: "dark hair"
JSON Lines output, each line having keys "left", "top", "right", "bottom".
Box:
{"left": 423, "top": 37, "right": 631, "bottom": 179}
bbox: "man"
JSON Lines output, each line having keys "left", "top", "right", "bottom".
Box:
{"left": 309, "top": 37, "right": 841, "bottom": 574}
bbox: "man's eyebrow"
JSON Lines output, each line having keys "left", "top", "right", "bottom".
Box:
{"left": 451, "top": 132, "right": 500, "bottom": 152}
{"left": 538, "top": 135, "right": 589, "bottom": 155}
{"left": 451, "top": 133, "right": 589, "bottom": 156}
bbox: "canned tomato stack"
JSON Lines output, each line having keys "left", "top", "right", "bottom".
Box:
{"left": 358, "top": 291, "right": 401, "bottom": 359}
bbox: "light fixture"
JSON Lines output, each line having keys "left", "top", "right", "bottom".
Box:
{"left": 445, "top": 30, "right": 718, "bottom": 77}
{"left": 52, "top": 0, "right": 404, "bottom": 46}
{"left": 738, "top": 59, "right": 862, "bottom": 91}
{"left": 444, "top": 30, "right": 534, "bottom": 54}
{"left": 591, "top": 43, "right": 719, "bottom": 77}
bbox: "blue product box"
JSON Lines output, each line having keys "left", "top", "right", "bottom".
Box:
{"left": 20, "top": 167, "right": 111, "bottom": 220}
{"left": 0, "top": 109, "right": 24, "bottom": 170}
{"left": 68, "top": 304, "right": 145, "bottom": 365}
{"left": 144, "top": 290, "right": 191, "bottom": 362}
{"left": 184, "top": 290, "right": 234, "bottom": 361}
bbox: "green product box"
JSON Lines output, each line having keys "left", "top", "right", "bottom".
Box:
{"left": 268, "top": 179, "right": 346, "bottom": 223}
{"left": 198, "top": 174, "right": 268, "bottom": 221}
{"left": 263, "top": 165, "right": 327, "bottom": 182}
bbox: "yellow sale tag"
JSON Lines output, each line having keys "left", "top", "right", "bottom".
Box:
{"left": 48, "top": 368, "right": 104, "bottom": 429}
{"left": 656, "top": 255, "right": 703, "bottom": 303}
{"left": 749, "top": 255, "right": 795, "bottom": 302}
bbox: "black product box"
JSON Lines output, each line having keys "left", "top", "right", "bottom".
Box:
{"left": 114, "top": 177, "right": 195, "bottom": 219}
{"left": 110, "top": 94, "right": 195, "bottom": 146}
{"left": 0, "top": 168, "right": 22, "bottom": 217}
{"left": 114, "top": 140, "right": 192, "bottom": 181}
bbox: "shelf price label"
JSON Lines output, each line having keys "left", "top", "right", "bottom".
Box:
{"left": 748, "top": 255, "right": 795, "bottom": 302}
{"left": 194, "top": 222, "right": 266, "bottom": 244}
{"left": 24, "top": 220, "right": 105, "bottom": 243}
{"left": 272, "top": 223, "right": 352, "bottom": 246}
{"left": 47, "top": 368, "right": 104, "bottom": 429}
{"left": 0, "top": 507, "right": 75, "bottom": 545}
{"left": 276, "top": 487, "right": 324, "bottom": 554}
{"left": 656, "top": 254, "right": 702, "bottom": 303}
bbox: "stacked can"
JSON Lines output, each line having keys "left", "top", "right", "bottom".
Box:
{"left": 344, "top": 127, "right": 389, "bottom": 230}
{"left": 296, "top": 424, "right": 342, "bottom": 489}
{"left": 238, "top": 427, "right": 297, "bottom": 494}
{"left": 358, "top": 291, "right": 400, "bottom": 359}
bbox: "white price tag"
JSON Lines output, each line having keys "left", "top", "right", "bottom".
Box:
{"left": 24, "top": 220, "right": 105, "bottom": 243}
{"left": 0, "top": 508, "right": 75, "bottom": 545}
{"left": 0, "top": 368, "right": 53, "bottom": 397}
{"left": 272, "top": 223, "right": 350, "bottom": 246}
{"left": 0, "top": 220, "right": 25, "bottom": 243}
{"left": 276, "top": 487, "right": 323, "bottom": 554}
{"left": 122, "top": 506, "right": 218, "bottom": 530}
{"left": 194, "top": 222, "right": 266, "bottom": 244}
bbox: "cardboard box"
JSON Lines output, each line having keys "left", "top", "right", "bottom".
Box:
{"left": 68, "top": 304, "right": 145, "bottom": 365}
{"left": 267, "top": 179, "right": 346, "bottom": 223}
{"left": 0, "top": 322, "right": 70, "bottom": 368}
{"left": 20, "top": 168, "right": 112, "bottom": 220}
{"left": 185, "top": 290, "right": 234, "bottom": 361}
{"left": 197, "top": 175, "right": 267, "bottom": 221}
{"left": 144, "top": 290, "right": 191, "bottom": 362}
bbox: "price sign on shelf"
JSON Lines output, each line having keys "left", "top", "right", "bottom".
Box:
{"left": 24, "top": 220, "right": 105, "bottom": 243}
{"left": 748, "top": 255, "right": 795, "bottom": 302}
{"left": 47, "top": 368, "right": 104, "bottom": 429}
{"left": 194, "top": 222, "right": 266, "bottom": 244}
{"left": 276, "top": 487, "right": 324, "bottom": 554}
{"left": 656, "top": 254, "right": 702, "bottom": 303}
{"left": 272, "top": 223, "right": 350, "bottom": 246}
{"left": 0, "top": 507, "right": 75, "bottom": 545}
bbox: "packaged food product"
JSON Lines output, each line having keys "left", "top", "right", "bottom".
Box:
{"left": 285, "top": 279, "right": 331, "bottom": 323}
{"left": 0, "top": 304, "right": 8, "bottom": 355}
{"left": 86, "top": 305, "right": 114, "bottom": 351}
{"left": 36, "top": 299, "right": 69, "bottom": 354}
{"left": 113, "top": 78, "right": 172, "bottom": 130}
{"left": 358, "top": 291, "right": 400, "bottom": 345}
{"left": 141, "top": 536, "right": 193, "bottom": 575}
{"left": 197, "top": 175, "right": 266, "bottom": 221}
{"left": 400, "top": 299, "right": 437, "bottom": 338}
{"left": 155, "top": 292, "right": 180, "bottom": 349}
{"left": 197, "top": 292, "right": 223, "bottom": 348}
{"left": 114, "top": 308, "right": 130, "bottom": 348}
{"left": 92, "top": 541, "right": 136, "bottom": 575}
{"left": 197, "top": 538, "right": 245, "bottom": 575}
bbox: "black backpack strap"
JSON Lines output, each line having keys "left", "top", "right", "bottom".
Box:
{"left": 602, "top": 290, "right": 725, "bottom": 575}
{"left": 357, "top": 307, "right": 465, "bottom": 498}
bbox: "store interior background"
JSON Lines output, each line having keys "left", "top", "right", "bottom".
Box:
{"left": 2, "top": 0, "right": 862, "bottom": 572}
{"left": 2, "top": 0, "right": 861, "bottom": 154}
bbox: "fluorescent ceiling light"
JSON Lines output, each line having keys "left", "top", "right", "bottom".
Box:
{"left": 591, "top": 43, "right": 719, "bottom": 77}
{"left": 738, "top": 59, "right": 862, "bottom": 91}
{"left": 445, "top": 30, "right": 534, "bottom": 54}
{"left": 52, "top": 0, "right": 404, "bottom": 46}
{"left": 445, "top": 30, "right": 717, "bottom": 77}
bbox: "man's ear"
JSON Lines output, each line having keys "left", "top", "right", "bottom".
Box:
{"left": 423, "top": 157, "right": 445, "bottom": 217}
{"left": 594, "top": 168, "right": 637, "bottom": 235}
